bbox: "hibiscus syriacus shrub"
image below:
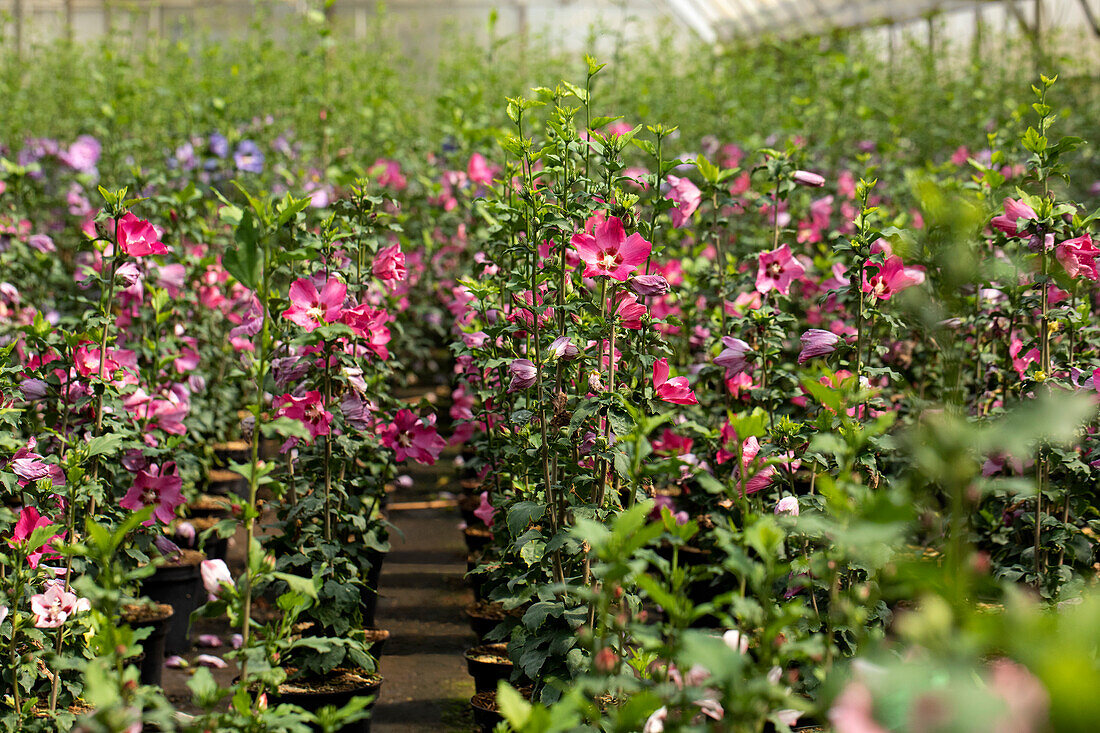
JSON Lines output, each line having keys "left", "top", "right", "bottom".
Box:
{"left": 450, "top": 65, "right": 1100, "bottom": 731}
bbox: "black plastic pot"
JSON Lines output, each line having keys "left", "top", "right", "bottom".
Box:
{"left": 470, "top": 691, "right": 503, "bottom": 733}
{"left": 206, "top": 469, "right": 248, "bottom": 498}
{"left": 463, "top": 526, "right": 493, "bottom": 554}
{"left": 464, "top": 643, "right": 514, "bottom": 694}
{"left": 359, "top": 549, "right": 385, "bottom": 627}
{"left": 268, "top": 671, "right": 382, "bottom": 733}
{"left": 212, "top": 441, "right": 251, "bottom": 467}
{"left": 466, "top": 601, "right": 522, "bottom": 641}
{"left": 139, "top": 552, "right": 204, "bottom": 655}
{"left": 123, "top": 604, "right": 174, "bottom": 686}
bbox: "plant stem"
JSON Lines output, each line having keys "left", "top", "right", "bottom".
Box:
{"left": 323, "top": 341, "right": 333, "bottom": 543}
{"left": 240, "top": 224, "right": 272, "bottom": 685}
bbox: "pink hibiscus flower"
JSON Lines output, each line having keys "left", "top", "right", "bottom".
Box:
{"left": 755, "top": 244, "right": 805, "bottom": 296}
{"left": 862, "top": 255, "right": 925, "bottom": 300}
{"left": 652, "top": 358, "right": 698, "bottom": 405}
{"left": 116, "top": 213, "right": 168, "bottom": 257}
{"left": 666, "top": 175, "right": 702, "bottom": 229}
{"left": 341, "top": 304, "right": 392, "bottom": 360}
{"left": 7, "top": 506, "right": 64, "bottom": 568}
{"left": 571, "top": 216, "right": 652, "bottom": 281}
{"left": 1056, "top": 233, "right": 1100, "bottom": 281}
{"left": 382, "top": 409, "right": 446, "bottom": 465}
{"left": 282, "top": 277, "right": 347, "bottom": 331}
{"left": 119, "top": 463, "right": 185, "bottom": 525}
{"left": 373, "top": 244, "right": 407, "bottom": 283}
{"left": 991, "top": 197, "right": 1038, "bottom": 237}
{"left": 275, "top": 391, "right": 333, "bottom": 443}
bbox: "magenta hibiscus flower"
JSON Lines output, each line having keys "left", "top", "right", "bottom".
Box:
{"left": 120, "top": 463, "right": 185, "bottom": 525}
{"left": 275, "top": 390, "right": 333, "bottom": 443}
{"left": 8, "top": 506, "right": 64, "bottom": 568}
{"left": 862, "top": 255, "right": 925, "bottom": 300}
{"left": 116, "top": 212, "right": 168, "bottom": 256}
{"left": 652, "top": 358, "right": 698, "bottom": 405}
{"left": 282, "top": 277, "right": 347, "bottom": 331}
{"left": 571, "top": 216, "right": 652, "bottom": 281}
{"left": 382, "top": 409, "right": 446, "bottom": 465}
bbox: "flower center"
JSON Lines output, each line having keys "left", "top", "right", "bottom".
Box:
{"left": 598, "top": 250, "right": 621, "bottom": 270}
{"left": 767, "top": 261, "right": 783, "bottom": 278}
{"left": 308, "top": 305, "right": 325, "bottom": 323}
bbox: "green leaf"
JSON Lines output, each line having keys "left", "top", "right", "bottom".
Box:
{"left": 223, "top": 210, "right": 262, "bottom": 290}
{"left": 86, "top": 433, "right": 123, "bottom": 457}
{"left": 273, "top": 572, "right": 319, "bottom": 600}
{"left": 497, "top": 682, "right": 532, "bottom": 727}
{"left": 507, "top": 501, "right": 545, "bottom": 536}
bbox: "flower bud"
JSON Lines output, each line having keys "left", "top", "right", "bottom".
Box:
{"left": 792, "top": 170, "right": 825, "bottom": 187}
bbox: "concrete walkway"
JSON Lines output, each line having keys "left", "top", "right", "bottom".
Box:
{"left": 371, "top": 460, "right": 476, "bottom": 732}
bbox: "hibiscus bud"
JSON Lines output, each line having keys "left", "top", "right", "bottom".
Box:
{"left": 714, "top": 336, "right": 752, "bottom": 375}
{"left": 629, "top": 274, "right": 671, "bottom": 296}
{"left": 257, "top": 692, "right": 268, "bottom": 711}
{"left": 797, "top": 329, "right": 840, "bottom": 364}
{"left": 173, "top": 523, "right": 196, "bottom": 547}
{"left": 115, "top": 262, "right": 142, "bottom": 288}
{"left": 507, "top": 359, "right": 538, "bottom": 393}
{"left": 200, "top": 559, "right": 233, "bottom": 599}
{"left": 792, "top": 170, "right": 825, "bottom": 187}
{"left": 19, "top": 378, "right": 48, "bottom": 401}
{"left": 231, "top": 634, "right": 244, "bottom": 649}
{"left": 154, "top": 534, "right": 182, "bottom": 560}
{"left": 723, "top": 629, "right": 749, "bottom": 654}
{"left": 197, "top": 634, "right": 223, "bottom": 648}
{"left": 547, "top": 336, "right": 579, "bottom": 361}
{"left": 774, "top": 496, "right": 799, "bottom": 516}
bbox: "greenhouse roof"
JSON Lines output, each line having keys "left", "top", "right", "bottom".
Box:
{"left": 661, "top": 0, "right": 1096, "bottom": 42}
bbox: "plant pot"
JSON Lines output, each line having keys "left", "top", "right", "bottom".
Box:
{"left": 469, "top": 687, "right": 530, "bottom": 733}
{"left": 186, "top": 494, "right": 234, "bottom": 520}
{"left": 463, "top": 526, "right": 493, "bottom": 554}
{"left": 359, "top": 549, "right": 385, "bottom": 627}
{"left": 464, "top": 643, "right": 514, "bottom": 694}
{"left": 363, "top": 628, "right": 390, "bottom": 661}
{"left": 121, "top": 602, "right": 174, "bottom": 686}
{"left": 466, "top": 601, "right": 520, "bottom": 641}
{"left": 268, "top": 669, "right": 382, "bottom": 733}
{"left": 139, "top": 549, "right": 205, "bottom": 655}
{"left": 206, "top": 468, "right": 248, "bottom": 498}
{"left": 212, "top": 440, "right": 251, "bottom": 467}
